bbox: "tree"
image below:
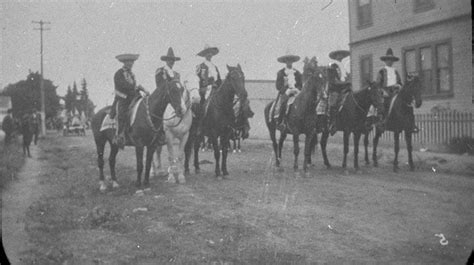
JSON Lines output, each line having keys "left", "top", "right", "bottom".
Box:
{"left": 2, "top": 71, "right": 60, "bottom": 119}
{"left": 65, "top": 85, "right": 73, "bottom": 113}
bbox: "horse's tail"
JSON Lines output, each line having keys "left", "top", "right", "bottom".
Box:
{"left": 91, "top": 106, "right": 111, "bottom": 138}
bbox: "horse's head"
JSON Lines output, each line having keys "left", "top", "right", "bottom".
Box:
{"left": 165, "top": 80, "right": 186, "bottom": 117}
{"left": 302, "top": 56, "right": 324, "bottom": 98}
{"left": 404, "top": 74, "right": 422, "bottom": 108}
{"left": 226, "top": 64, "right": 247, "bottom": 101}
{"left": 366, "top": 81, "right": 385, "bottom": 113}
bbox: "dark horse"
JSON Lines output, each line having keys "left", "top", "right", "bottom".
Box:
{"left": 371, "top": 75, "right": 422, "bottom": 172}
{"left": 91, "top": 80, "right": 183, "bottom": 192}
{"left": 264, "top": 57, "right": 325, "bottom": 176}
{"left": 230, "top": 96, "right": 254, "bottom": 152}
{"left": 334, "top": 82, "right": 384, "bottom": 170}
{"left": 194, "top": 64, "right": 249, "bottom": 178}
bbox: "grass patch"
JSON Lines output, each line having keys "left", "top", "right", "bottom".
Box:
{"left": 0, "top": 138, "right": 26, "bottom": 191}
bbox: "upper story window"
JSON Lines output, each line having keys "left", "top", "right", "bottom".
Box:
{"left": 403, "top": 40, "right": 452, "bottom": 98}
{"left": 360, "top": 54, "right": 373, "bottom": 88}
{"left": 357, "top": 0, "right": 372, "bottom": 29}
{"left": 414, "top": 0, "right": 435, "bottom": 13}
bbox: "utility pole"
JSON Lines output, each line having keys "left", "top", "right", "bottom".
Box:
{"left": 32, "top": 20, "right": 50, "bottom": 136}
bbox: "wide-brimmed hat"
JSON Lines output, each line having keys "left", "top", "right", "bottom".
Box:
{"left": 197, "top": 44, "right": 219, "bottom": 57}
{"left": 277, "top": 51, "right": 300, "bottom": 64}
{"left": 161, "top": 47, "right": 181, "bottom": 62}
{"left": 380, "top": 48, "right": 399, "bottom": 62}
{"left": 115, "top": 53, "right": 139, "bottom": 63}
{"left": 329, "top": 50, "right": 350, "bottom": 62}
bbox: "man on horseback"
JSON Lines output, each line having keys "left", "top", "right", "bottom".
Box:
{"left": 109, "top": 53, "right": 149, "bottom": 149}
{"left": 273, "top": 52, "right": 302, "bottom": 131}
{"left": 327, "top": 50, "right": 352, "bottom": 135}
{"left": 195, "top": 44, "right": 221, "bottom": 135}
{"left": 376, "top": 48, "right": 419, "bottom": 133}
{"left": 155, "top": 47, "right": 181, "bottom": 86}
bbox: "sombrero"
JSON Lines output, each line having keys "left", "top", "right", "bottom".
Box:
{"left": 161, "top": 47, "right": 181, "bottom": 61}
{"left": 197, "top": 44, "right": 219, "bottom": 57}
{"left": 380, "top": 48, "right": 399, "bottom": 62}
{"left": 115, "top": 53, "right": 139, "bottom": 63}
{"left": 277, "top": 50, "right": 300, "bottom": 64}
{"left": 329, "top": 50, "right": 350, "bottom": 62}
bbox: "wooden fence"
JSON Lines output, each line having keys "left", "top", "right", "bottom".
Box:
{"left": 379, "top": 111, "right": 473, "bottom": 145}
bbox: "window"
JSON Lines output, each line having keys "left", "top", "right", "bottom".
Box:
{"left": 403, "top": 40, "right": 452, "bottom": 98}
{"left": 414, "top": 0, "right": 435, "bottom": 13}
{"left": 357, "top": 0, "right": 372, "bottom": 28}
{"left": 360, "top": 55, "right": 373, "bottom": 88}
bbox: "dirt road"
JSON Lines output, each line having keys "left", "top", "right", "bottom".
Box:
{"left": 2, "top": 132, "right": 473, "bottom": 264}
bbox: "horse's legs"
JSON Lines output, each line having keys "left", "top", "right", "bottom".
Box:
{"left": 166, "top": 135, "right": 177, "bottom": 183}
{"left": 193, "top": 135, "right": 201, "bottom": 173}
{"left": 321, "top": 131, "right": 331, "bottom": 168}
{"left": 210, "top": 135, "right": 221, "bottom": 177}
{"left": 353, "top": 132, "right": 361, "bottom": 170}
{"left": 95, "top": 138, "right": 106, "bottom": 183}
{"left": 135, "top": 146, "right": 144, "bottom": 187}
{"left": 278, "top": 132, "right": 287, "bottom": 163}
{"left": 184, "top": 134, "right": 193, "bottom": 175}
{"left": 237, "top": 137, "right": 241, "bottom": 152}
{"left": 292, "top": 134, "right": 300, "bottom": 171}
{"left": 372, "top": 129, "right": 382, "bottom": 167}
{"left": 268, "top": 125, "right": 280, "bottom": 167}
{"left": 177, "top": 133, "right": 189, "bottom": 183}
{"left": 307, "top": 134, "right": 317, "bottom": 166}
{"left": 152, "top": 145, "right": 163, "bottom": 177}
{"left": 303, "top": 133, "right": 313, "bottom": 173}
{"left": 144, "top": 145, "right": 155, "bottom": 187}
{"left": 221, "top": 134, "right": 230, "bottom": 176}
{"left": 363, "top": 132, "right": 370, "bottom": 165}
{"left": 109, "top": 143, "right": 119, "bottom": 182}
{"left": 342, "top": 131, "right": 349, "bottom": 168}
{"left": 405, "top": 130, "right": 415, "bottom": 171}
{"left": 393, "top": 131, "right": 400, "bottom": 172}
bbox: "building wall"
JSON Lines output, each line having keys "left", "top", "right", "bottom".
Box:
{"left": 350, "top": 16, "right": 472, "bottom": 113}
{"left": 349, "top": 0, "right": 471, "bottom": 44}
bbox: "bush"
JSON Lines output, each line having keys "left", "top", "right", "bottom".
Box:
{"left": 448, "top": 136, "right": 474, "bottom": 155}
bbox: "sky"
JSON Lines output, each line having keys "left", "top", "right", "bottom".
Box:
{"left": 1, "top": 0, "right": 349, "bottom": 109}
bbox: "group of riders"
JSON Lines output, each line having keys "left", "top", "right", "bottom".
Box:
{"left": 272, "top": 47, "right": 419, "bottom": 135}
{"left": 2, "top": 108, "right": 41, "bottom": 145}
{"left": 108, "top": 45, "right": 225, "bottom": 149}
{"left": 107, "top": 45, "right": 418, "bottom": 149}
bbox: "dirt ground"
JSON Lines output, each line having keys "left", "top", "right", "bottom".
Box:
{"left": 2, "top": 131, "right": 473, "bottom": 264}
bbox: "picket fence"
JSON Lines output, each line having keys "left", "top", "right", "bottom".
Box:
{"left": 378, "top": 111, "right": 473, "bottom": 145}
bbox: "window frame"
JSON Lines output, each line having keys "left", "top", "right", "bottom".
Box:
{"left": 359, "top": 54, "right": 373, "bottom": 89}
{"left": 402, "top": 39, "right": 453, "bottom": 99}
{"left": 413, "top": 0, "right": 435, "bottom": 13}
{"left": 356, "top": 0, "right": 373, "bottom": 29}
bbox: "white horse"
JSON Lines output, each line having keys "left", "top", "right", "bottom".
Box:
{"left": 152, "top": 79, "right": 200, "bottom": 183}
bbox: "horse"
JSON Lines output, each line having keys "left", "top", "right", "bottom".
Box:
{"left": 20, "top": 113, "right": 36, "bottom": 157}
{"left": 264, "top": 57, "right": 324, "bottom": 176}
{"left": 91, "top": 80, "right": 183, "bottom": 192}
{"left": 153, "top": 84, "right": 200, "bottom": 184}
{"left": 230, "top": 96, "right": 254, "bottom": 153}
{"left": 183, "top": 101, "right": 202, "bottom": 175}
{"left": 333, "top": 81, "right": 384, "bottom": 170}
{"left": 371, "top": 75, "right": 422, "bottom": 172}
{"left": 198, "top": 64, "right": 249, "bottom": 178}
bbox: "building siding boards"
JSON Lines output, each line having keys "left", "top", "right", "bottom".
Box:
{"left": 349, "top": 0, "right": 471, "bottom": 44}
{"left": 348, "top": 0, "right": 472, "bottom": 114}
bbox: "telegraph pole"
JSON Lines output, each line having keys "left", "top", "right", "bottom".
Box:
{"left": 32, "top": 20, "right": 50, "bottom": 136}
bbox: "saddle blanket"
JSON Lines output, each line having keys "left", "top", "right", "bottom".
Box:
{"left": 99, "top": 98, "right": 143, "bottom": 132}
